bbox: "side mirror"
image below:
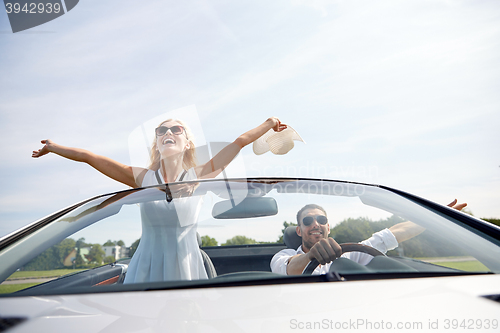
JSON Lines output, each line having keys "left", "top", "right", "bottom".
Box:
{"left": 212, "top": 197, "right": 278, "bottom": 219}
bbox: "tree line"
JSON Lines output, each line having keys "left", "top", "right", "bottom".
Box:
{"left": 200, "top": 214, "right": 487, "bottom": 258}
{"left": 22, "top": 213, "right": 499, "bottom": 271}
{"left": 22, "top": 238, "right": 126, "bottom": 271}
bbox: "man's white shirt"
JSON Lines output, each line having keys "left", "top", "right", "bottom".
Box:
{"left": 270, "top": 228, "right": 398, "bottom": 275}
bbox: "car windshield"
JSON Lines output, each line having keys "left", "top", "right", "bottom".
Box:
{"left": 1, "top": 178, "right": 499, "bottom": 296}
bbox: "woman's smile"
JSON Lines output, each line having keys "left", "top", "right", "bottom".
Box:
{"left": 162, "top": 137, "right": 176, "bottom": 146}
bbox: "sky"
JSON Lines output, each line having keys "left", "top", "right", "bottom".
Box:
{"left": 1, "top": 0, "right": 499, "bottom": 242}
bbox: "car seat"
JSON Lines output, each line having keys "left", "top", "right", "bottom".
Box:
{"left": 283, "top": 226, "right": 302, "bottom": 250}
{"left": 197, "top": 233, "right": 217, "bottom": 278}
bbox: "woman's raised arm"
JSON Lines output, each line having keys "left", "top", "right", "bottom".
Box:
{"left": 32, "top": 139, "right": 146, "bottom": 188}
{"left": 195, "top": 117, "right": 286, "bottom": 179}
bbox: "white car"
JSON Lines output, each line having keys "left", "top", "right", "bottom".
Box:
{"left": 0, "top": 178, "right": 499, "bottom": 332}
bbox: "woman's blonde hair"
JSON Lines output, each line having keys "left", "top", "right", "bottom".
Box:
{"left": 148, "top": 119, "right": 197, "bottom": 171}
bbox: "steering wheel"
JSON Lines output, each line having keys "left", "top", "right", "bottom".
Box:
{"left": 302, "top": 243, "right": 385, "bottom": 275}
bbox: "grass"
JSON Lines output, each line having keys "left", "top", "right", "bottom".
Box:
{"left": 0, "top": 283, "right": 40, "bottom": 294}
{"left": 410, "top": 257, "right": 491, "bottom": 272}
{"left": 1, "top": 269, "right": 86, "bottom": 295}
{"left": 6, "top": 269, "right": 84, "bottom": 280}
{"left": 431, "top": 261, "right": 490, "bottom": 272}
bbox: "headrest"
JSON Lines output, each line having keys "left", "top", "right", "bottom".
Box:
{"left": 283, "top": 226, "right": 302, "bottom": 249}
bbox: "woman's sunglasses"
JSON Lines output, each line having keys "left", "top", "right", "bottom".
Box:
{"left": 302, "top": 215, "right": 328, "bottom": 226}
{"left": 155, "top": 125, "right": 186, "bottom": 137}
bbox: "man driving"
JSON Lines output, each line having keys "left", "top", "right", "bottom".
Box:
{"left": 271, "top": 200, "right": 466, "bottom": 275}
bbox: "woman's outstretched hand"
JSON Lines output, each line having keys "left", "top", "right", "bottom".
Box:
{"left": 31, "top": 140, "right": 139, "bottom": 187}
{"left": 268, "top": 117, "right": 287, "bottom": 132}
{"left": 32, "top": 139, "right": 53, "bottom": 158}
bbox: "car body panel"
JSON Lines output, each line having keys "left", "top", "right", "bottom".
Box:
{"left": 1, "top": 275, "right": 499, "bottom": 332}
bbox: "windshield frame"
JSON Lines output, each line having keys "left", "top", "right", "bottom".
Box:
{"left": 1, "top": 177, "right": 499, "bottom": 297}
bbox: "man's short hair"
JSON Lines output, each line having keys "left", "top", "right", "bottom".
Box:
{"left": 296, "top": 204, "right": 327, "bottom": 225}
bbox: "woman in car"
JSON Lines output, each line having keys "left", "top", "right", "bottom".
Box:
{"left": 32, "top": 117, "right": 287, "bottom": 283}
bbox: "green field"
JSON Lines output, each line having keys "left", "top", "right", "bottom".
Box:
{"left": 431, "top": 261, "right": 490, "bottom": 272}
{"left": 407, "top": 257, "right": 491, "bottom": 272}
{"left": 0, "top": 269, "right": 85, "bottom": 294}
{"left": 0, "top": 283, "right": 40, "bottom": 294}
{"left": 6, "top": 269, "right": 84, "bottom": 280}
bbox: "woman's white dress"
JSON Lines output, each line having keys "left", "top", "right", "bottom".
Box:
{"left": 124, "top": 168, "right": 208, "bottom": 283}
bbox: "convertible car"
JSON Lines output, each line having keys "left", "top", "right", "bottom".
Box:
{"left": 0, "top": 178, "right": 499, "bottom": 332}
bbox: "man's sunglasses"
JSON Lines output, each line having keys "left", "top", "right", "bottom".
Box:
{"left": 155, "top": 125, "right": 186, "bottom": 137}
{"left": 302, "top": 215, "right": 328, "bottom": 226}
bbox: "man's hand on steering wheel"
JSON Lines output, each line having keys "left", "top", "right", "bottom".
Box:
{"left": 306, "top": 237, "right": 342, "bottom": 265}
{"left": 303, "top": 242, "right": 386, "bottom": 275}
